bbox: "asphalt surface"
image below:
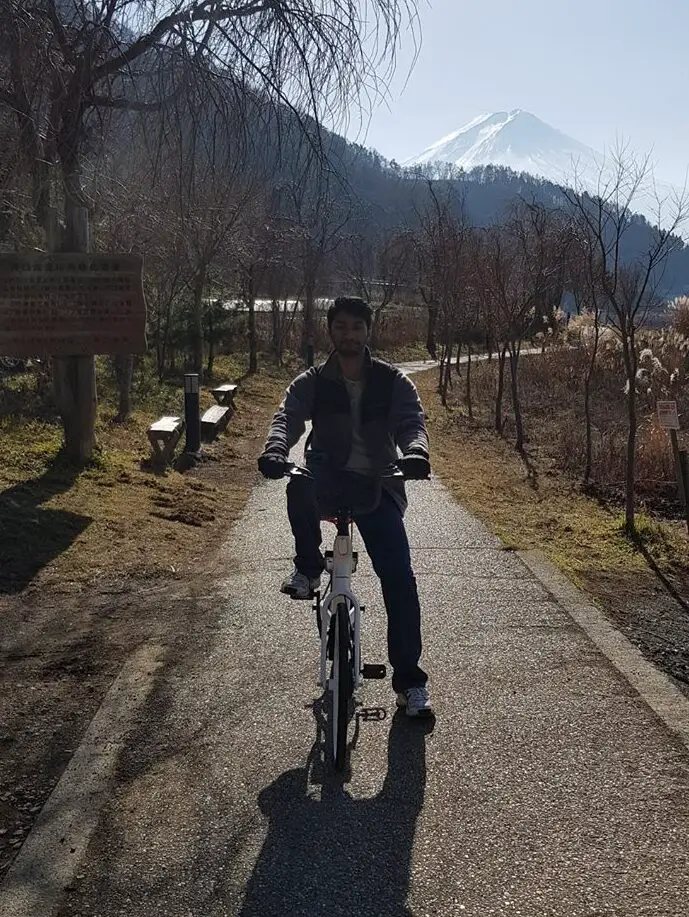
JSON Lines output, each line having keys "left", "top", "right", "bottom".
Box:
{"left": 3, "top": 364, "right": 689, "bottom": 916}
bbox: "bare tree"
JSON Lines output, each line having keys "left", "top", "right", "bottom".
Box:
{"left": 177, "top": 156, "right": 255, "bottom": 380}
{"left": 233, "top": 199, "right": 283, "bottom": 374}
{"left": 472, "top": 228, "right": 511, "bottom": 434}
{"left": 263, "top": 227, "right": 302, "bottom": 365}
{"left": 414, "top": 183, "right": 469, "bottom": 403}
{"left": 95, "top": 155, "right": 190, "bottom": 414}
{"left": 480, "top": 202, "right": 564, "bottom": 452}
{"left": 562, "top": 229, "right": 604, "bottom": 484}
{"left": 277, "top": 138, "right": 351, "bottom": 360}
{"left": 346, "top": 228, "right": 414, "bottom": 346}
{"left": 0, "top": 0, "right": 419, "bottom": 461}
{"left": 563, "top": 150, "right": 688, "bottom": 532}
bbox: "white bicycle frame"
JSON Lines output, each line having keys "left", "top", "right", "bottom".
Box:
{"left": 317, "top": 522, "right": 363, "bottom": 692}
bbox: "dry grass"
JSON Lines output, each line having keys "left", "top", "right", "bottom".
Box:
{"left": 416, "top": 367, "right": 689, "bottom": 607}
{"left": 0, "top": 357, "right": 290, "bottom": 594}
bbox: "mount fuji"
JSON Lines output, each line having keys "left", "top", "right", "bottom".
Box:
{"left": 404, "top": 110, "right": 602, "bottom": 187}
{"left": 404, "top": 110, "right": 683, "bottom": 230}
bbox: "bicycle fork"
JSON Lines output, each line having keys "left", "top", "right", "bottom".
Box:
{"left": 317, "top": 532, "right": 362, "bottom": 691}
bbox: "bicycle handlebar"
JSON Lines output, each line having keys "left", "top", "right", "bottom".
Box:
{"left": 283, "top": 461, "right": 424, "bottom": 481}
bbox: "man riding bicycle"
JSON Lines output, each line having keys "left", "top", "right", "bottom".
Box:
{"left": 257, "top": 296, "right": 433, "bottom": 717}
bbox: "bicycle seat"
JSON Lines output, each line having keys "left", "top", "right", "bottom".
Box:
{"left": 322, "top": 514, "right": 351, "bottom": 525}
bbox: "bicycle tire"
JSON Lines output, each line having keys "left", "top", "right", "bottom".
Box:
{"left": 332, "top": 598, "right": 352, "bottom": 771}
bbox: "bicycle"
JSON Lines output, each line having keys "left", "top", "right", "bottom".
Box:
{"left": 283, "top": 462, "right": 403, "bottom": 771}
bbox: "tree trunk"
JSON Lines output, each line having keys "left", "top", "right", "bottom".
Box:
{"left": 583, "top": 373, "right": 593, "bottom": 484}
{"left": 248, "top": 296, "right": 258, "bottom": 374}
{"left": 271, "top": 299, "right": 283, "bottom": 365}
{"left": 622, "top": 338, "right": 638, "bottom": 534}
{"left": 114, "top": 355, "right": 133, "bottom": 422}
{"left": 157, "top": 298, "right": 170, "bottom": 379}
{"left": 155, "top": 298, "right": 163, "bottom": 378}
{"left": 370, "top": 305, "right": 384, "bottom": 350}
{"left": 206, "top": 307, "right": 215, "bottom": 378}
{"left": 465, "top": 344, "right": 473, "bottom": 419}
{"left": 454, "top": 341, "right": 462, "bottom": 376}
{"left": 301, "top": 280, "right": 316, "bottom": 359}
{"left": 426, "top": 304, "right": 438, "bottom": 360}
{"left": 583, "top": 313, "right": 600, "bottom": 485}
{"left": 53, "top": 356, "right": 98, "bottom": 461}
{"left": 192, "top": 268, "right": 206, "bottom": 381}
{"left": 52, "top": 167, "right": 97, "bottom": 464}
{"left": 495, "top": 344, "right": 508, "bottom": 433}
{"left": 508, "top": 342, "right": 525, "bottom": 453}
{"left": 437, "top": 342, "right": 446, "bottom": 396}
{"left": 625, "top": 387, "right": 637, "bottom": 534}
{"left": 163, "top": 294, "right": 176, "bottom": 378}
{"left": 446, "top": 335, "right": 454, "bottom": 390}
{"left": 440, "top": 339, "right": 453, "bottom": 406}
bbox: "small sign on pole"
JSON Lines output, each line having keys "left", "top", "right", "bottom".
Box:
{"left": 657, "top": 400, "right": 680, "bottom": 430}
{"left": 657, "top": 399, "right": 689, "bottom": 532}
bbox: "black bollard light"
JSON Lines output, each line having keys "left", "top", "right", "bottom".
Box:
{"left": 184, "top": 373, "right": 201, "bottom": 453}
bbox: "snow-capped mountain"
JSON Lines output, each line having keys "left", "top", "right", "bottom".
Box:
{"left": 404, "top": 110, "right": 598, "bottom": 187}
{"left": 404, "top": 110, "right": 684, "bottom": 231}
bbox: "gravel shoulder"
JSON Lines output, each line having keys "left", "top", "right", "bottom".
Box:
{"left": 413, "top": 367, "right": 689, "bottom": 699}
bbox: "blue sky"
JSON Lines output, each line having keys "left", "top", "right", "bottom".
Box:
{"left": 345, "top": 0, "right": 689, "bottom": 185}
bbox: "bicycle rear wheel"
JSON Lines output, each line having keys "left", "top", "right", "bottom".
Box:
{"left": 331, "top": 598, "right": 353, "bottom": 770}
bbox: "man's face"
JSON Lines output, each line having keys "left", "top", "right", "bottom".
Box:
{"left": 330, "top": 310, "right": 369, "bottom": 358}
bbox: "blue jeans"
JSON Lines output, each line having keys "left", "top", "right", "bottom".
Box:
{"left": 286, "top": 470, "right": 427, "bottom": 692}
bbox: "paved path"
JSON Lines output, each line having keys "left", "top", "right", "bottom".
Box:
{"left": 3, "top": 368, "right": 689, "bottom": 916}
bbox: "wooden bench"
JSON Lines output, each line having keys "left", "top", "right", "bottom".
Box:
{"left": 147, "top": 415, "right": 185, "bottom": 464}
{"left": 200, "top": 404, "right": 232, "bottom": 441}
{"left": 211, "top": 383, "right": 238, "bottom": 407}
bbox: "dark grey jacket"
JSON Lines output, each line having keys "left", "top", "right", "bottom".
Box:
{"left": 264, "top": 351, "right": 429, "bottom": 514}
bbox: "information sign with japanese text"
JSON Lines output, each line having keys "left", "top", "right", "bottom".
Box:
{"left": 0, "top": 253, "right": 146, "bottom": 356}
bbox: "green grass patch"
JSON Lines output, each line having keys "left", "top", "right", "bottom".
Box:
{"left": 375, "top": 341, "right": 431, "bottom": 362}
{"left": 0, "top": 356, "right": 290, "bottom": 593}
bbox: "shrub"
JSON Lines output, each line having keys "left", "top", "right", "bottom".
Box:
{"left": 667, "top": 296, "right": 689, "bottom": 339}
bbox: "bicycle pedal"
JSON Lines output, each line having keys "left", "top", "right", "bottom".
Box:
{"left": 358, "top": 706, "right": 387, "bottom": 721}
{"left": 361, "top": 663, "right": 387, "bottom": 680}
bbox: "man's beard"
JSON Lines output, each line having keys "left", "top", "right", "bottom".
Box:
{"left": 336, "top": 341, "right": 365, "bottom": 356}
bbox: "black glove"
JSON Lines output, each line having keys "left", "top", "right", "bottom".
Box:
{"left": 258, "top": 451, "right": 287, "bottom": 479}
{"left": 399, "top": 453, "right": 431, "bottom": 480}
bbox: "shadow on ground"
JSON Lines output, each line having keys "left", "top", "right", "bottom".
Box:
{"left": 238, "top": 704, "right": 433, "bottom": 917}
{"left": 0, "top": 458, "right": 90, "bottom": 594}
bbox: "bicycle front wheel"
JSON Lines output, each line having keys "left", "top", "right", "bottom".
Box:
{"left": 331, "top": 598, "right": 352, "bottom": 771}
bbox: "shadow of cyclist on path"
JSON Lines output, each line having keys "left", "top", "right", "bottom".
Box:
{"left": 239, "top": 703, "right": 432, "bottom": 917}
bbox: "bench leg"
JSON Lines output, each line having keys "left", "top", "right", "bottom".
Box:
{"left": 161, "top": 430, "right": 182, "bottom": 464}
{"left": 148, "top": 434, "right": 165, "bottom": 464}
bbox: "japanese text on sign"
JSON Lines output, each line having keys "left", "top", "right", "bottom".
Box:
{"left": 657, "top": 401, "right": 680, "bottom": 430}
{"left": 0, "top": 253, "right": 147, "bottom": 357}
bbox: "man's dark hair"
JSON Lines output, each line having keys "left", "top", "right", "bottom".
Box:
{"left": 327, "top": 296, "right": 373, "bottom": 330}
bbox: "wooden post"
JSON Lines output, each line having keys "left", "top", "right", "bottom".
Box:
{"left": 657, "top": 402, "right": 686, "bottom": 531}
{"left": 678, "top": 448, "right": 689, "bottom": 536}
{"left": 669, "top": 429, "right": 685, "bottom": 504}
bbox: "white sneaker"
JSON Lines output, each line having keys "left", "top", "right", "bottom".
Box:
{"left": 396, "top": 686, "right": 434, "bottom": 718}
{"left": 280, "top": 568, "right": 321, "bottom": 600}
